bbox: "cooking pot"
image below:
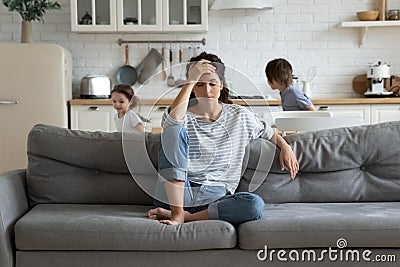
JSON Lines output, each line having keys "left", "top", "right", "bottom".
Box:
{"left": 80, "top": 75, "right": 111, "bottom": 99}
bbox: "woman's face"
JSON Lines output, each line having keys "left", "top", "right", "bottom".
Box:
{"left": 192, "top": 72, "right": 223, "bottom": 100}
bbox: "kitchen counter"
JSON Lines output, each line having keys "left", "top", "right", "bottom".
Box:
{"left": 68, "top": 99, "right": 282, "bottom": 105}
{"left": 69, "top": 97, "right": 400, "bottom": 106}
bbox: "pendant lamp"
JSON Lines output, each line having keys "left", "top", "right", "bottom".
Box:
{"left": 210, "top": 0, "right": 274, "bottom": 10}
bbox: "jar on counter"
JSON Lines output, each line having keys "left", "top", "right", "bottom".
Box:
{"left": 388, "top": 9, "right": 400, "bottom": 20}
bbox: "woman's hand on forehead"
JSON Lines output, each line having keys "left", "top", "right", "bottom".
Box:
{"left": 188, "top": 59, "right": 216, "bottom": 83}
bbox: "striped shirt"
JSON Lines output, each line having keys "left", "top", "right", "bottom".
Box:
{"left": 162, "top": 103, "right": 274, "bottom": 194}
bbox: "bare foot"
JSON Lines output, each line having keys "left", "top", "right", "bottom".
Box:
{"left": 146, "top": 207, "right": 171, "bottom": 220}
{"left": 147, "top": 207, "right": 191, "bottom": 225}
{"left": 159, "top": 212, "right": 185, "bottom": 225}
{"left": 159, "top": 219, "right": 183, "bottom": 225}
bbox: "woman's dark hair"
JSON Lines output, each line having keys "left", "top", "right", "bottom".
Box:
{"left": 111, "top": 84, "right": 150, "bottom": 122}
{"left": 265, "top": 58, "right": 293, "bottom": 88}
{"left": 186, "top": 52, "right": 232, "bottom": 104}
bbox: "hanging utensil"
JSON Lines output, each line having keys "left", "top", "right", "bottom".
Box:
{"left": 167, "top": 43, "right": 176, "bottom": 87}
{"left": 193, "top": 43, "right": 198, "bottom": 57}
{"left": 136, "top": 48, "right": 163, "bottom": 84}
{"left": 187, "top": 45, "right": 193, "bottom": 60}
{"left": 175, "top": 43, "right": 186, "bottom": 87}
{"left": 115, "top": 44, "right": 138, "bottom": 85}
{"left": 160, "top": 44, "right": 166, "bottom": 81}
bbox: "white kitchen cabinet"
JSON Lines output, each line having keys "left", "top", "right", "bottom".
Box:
{"left": 162, "top": 0, "right": 208, "bottom": 32}
{"left": 71, "top": 0, "right": 207, "bottom": 33}
{"left": 71, "top": 105, "right": 116, "bottom": 132}
{"left": 371, "top": 104, "right": 400, "bottom": 124}
{"left": 117, "top": 0, "right": 163, "bottom": 32}
{"left": 71, "top": 0, "right": 117, "bottom": 32}
{"left": 69, "top": 104, "right": 166, "bottom": 133}
{"left": 139, "top": 104, "right": 168, "bottom": 131}
{"left": 314, "top": 104, "right": 371, "bottom": 124}
{"left": 70, "top": 101, "right": 400, "bottom": 132}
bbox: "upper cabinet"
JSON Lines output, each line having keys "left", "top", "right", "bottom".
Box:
{"left": 70, "top": 0, "right": 208, "bottom": 33}
{"left": 162, "top": 0, "right": 208, "bottom": 32}
{"left": 71, "top": 0, "right": 117, "bottom": 32}
{"left": 117, "top": 0, "right": 163, "bottom": 32}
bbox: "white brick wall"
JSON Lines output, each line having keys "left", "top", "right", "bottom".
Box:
{"left": 1, "top": 0, "right": 400, "bottom": 99}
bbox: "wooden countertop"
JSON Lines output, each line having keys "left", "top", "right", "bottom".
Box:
{"left": 69, "top": 99, "right": 175, "bottom": 105}
{"left": 68, "top": 99, "right": 282, "bottom": 105}
{"left": 311, "top": 98, "right": 400, "bottom": 105}
{"left": 69, "top": 97, "right": 400, "bottom": 106}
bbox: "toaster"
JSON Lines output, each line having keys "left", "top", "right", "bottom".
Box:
{"left": 80, "top": 75, "right": 111, "bottom": 99}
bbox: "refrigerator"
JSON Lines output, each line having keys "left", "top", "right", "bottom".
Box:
{"left": 0, "top": 44, "right": 72, "bottom": 172}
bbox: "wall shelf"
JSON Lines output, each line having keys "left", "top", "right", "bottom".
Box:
{"left": 340, "top": 20, "right": 400, "bottom": 48}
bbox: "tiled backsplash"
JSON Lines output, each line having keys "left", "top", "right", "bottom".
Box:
{"left": 1, "top": 0, "right": 400, "bottom": 100}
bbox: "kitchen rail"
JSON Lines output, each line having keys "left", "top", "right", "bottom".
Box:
{"left": 118, "top": 38, "right": 207, "bottom": 46}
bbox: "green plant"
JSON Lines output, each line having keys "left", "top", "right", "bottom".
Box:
{"left": 2, "top": 0, "right": 60, "bottom": 22}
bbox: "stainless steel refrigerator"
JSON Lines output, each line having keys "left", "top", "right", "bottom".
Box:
{"left": 0, "top": 44, "right": 72, "bottom": 172}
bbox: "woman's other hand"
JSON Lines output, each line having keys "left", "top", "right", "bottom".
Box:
{"left": 279, "top": 144, "right": 299, "bottom": 180}
{"left": 268, "top": 133, "right": 299, "bottom": 180}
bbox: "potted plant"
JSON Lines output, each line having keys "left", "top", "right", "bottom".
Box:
{"left": 1, "top": 0, "right": 61, "bottom": 43}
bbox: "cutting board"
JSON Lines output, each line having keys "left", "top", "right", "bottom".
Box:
{"left": 352, "top": 74, "right": 368, "bottom": 94}
{"left": 353, "top": 75, "right": 400, "bottom": 95}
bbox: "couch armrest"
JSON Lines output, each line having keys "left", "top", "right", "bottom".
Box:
{"left": 0, "top": 169, "right": 29, "bottom": 267}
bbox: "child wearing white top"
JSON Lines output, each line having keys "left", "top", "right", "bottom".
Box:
{"left": 111, "top": 84, "right": 150, "bottom": 132}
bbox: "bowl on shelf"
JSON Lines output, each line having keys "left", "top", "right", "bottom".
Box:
{"left": 356, "top": 11, "right": 380, "bottom": 21}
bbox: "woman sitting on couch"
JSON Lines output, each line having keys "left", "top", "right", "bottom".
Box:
{"left": 147, "top": 52, "right": 299, "bottom": 226}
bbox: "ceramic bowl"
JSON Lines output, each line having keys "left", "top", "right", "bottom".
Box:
{"left": 357, "top": 11, "right": 380, "bottom": 21}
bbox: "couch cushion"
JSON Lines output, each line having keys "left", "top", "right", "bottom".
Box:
{"left": 15, "top": 204, "right": 236, "bottom": 251}
{"left": 27, "top": 124, "right": 160, "bottom": 205}
{"left": 239, "top": 202, "right": 400, "bottom": 250}
{"left": 238, "top": 121, "right": 400, "bottom": 203}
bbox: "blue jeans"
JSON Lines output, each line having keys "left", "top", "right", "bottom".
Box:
{"left": 154, "top": 124, "right": 265, "bottom": 226}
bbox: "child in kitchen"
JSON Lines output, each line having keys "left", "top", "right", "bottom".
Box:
{"left": 111, "top": 84, "right": 150, "bottom": 132}
{"left": 265, "top": 58, "right": 316, "bottom": 111}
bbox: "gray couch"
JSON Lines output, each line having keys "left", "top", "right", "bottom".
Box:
{"left": 1, "top": 122, "right": 400, "bottom": 267}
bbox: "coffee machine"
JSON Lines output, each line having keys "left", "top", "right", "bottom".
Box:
{"left": 364, "top": 61, "right": 394, "bottom": 97}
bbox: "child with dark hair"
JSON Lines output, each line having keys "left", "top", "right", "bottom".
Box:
{"left": 265, "top": 58, "right": 315, "bottom": 111}
{"left": 111, "top": 84, "right": 150, "bottom": 132}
